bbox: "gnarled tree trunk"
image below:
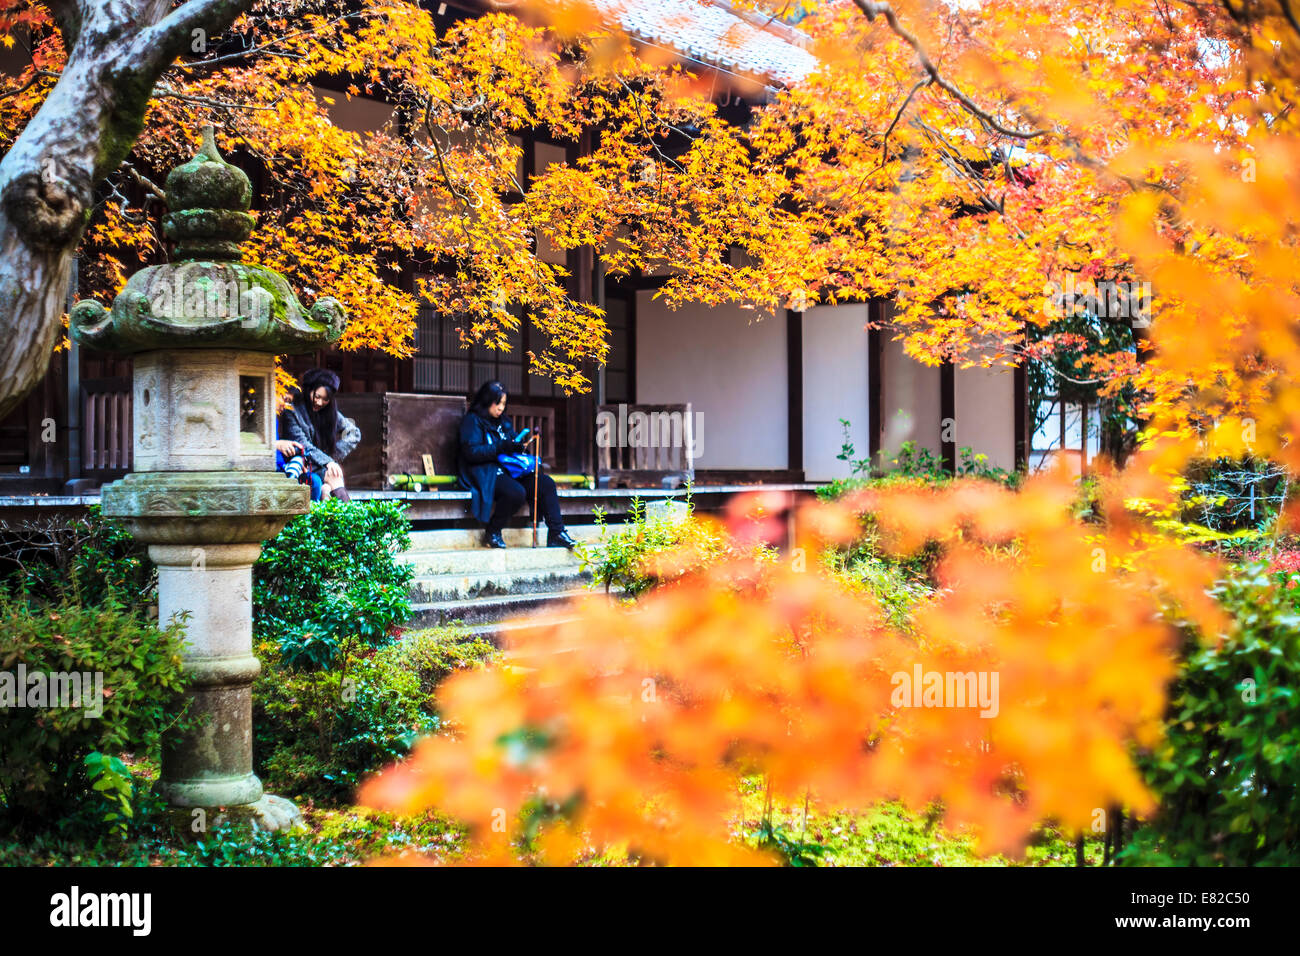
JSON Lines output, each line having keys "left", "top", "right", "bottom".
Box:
{"left": 0, "top": 0, "right": 256, "bottom": 420}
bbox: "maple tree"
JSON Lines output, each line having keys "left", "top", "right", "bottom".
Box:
{"left": 355, "top": 0, "right": 1300, "bottom": 864}
{"left": 0, "top": 0, "right": 1187, "bottom": 409}
{"left": 3, "top": 0, "right": 1295, "bottom": 431}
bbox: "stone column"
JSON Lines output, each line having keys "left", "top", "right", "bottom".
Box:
{"left": 105, "top": 449, "right": 313, "bottom": 829}
{"left": 151, "top": 542, "right": 264, "bottom": 808}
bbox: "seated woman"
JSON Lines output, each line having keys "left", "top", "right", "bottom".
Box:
{"left": 457, "top": 380, "right": 575, "bottom": 550}
{"left": 274, "top": 428, "right": 323, "bottom": 500}
{"left": 281, "top": 368, "right": 361, "bottom": 502}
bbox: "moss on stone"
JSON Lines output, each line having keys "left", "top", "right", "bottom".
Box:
{"left": 72, "top": 124, "right": 346, "bottom": 355}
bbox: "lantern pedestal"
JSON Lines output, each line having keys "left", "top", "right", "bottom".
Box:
{"left": 103, "top": 470, "right": 310, "bottom": 826}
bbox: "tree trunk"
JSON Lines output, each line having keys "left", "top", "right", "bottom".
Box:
{"left": 0, "top": 0, "right": 256, "bottom": 420}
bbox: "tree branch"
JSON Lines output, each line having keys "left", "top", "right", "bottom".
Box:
{"left": 122, "top": 161, "right": 165, "bottom": 200}
{"left": 171, "top": 9, "right": 378, "bottom": 71}
{"left": 0, "top": 70, "right": 61, "bottom": 102}
{"left": 153, "top": 80, "right": 288, "bottom": 110}
{"left": 881, "top": 77, "right": 928, "bottom": 158}
{"left": 852, "top": 0, "right": 1048, "bottom": 140}
{"left": 133, "top": 0, "right": 260, "bottom": 73}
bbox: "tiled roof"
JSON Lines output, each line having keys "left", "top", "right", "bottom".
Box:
{"left": 592, "top": 0, "right": 819, "bottom": 87}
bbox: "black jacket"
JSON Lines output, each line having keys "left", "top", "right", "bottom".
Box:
{"left": 281, "top": 394, "right": 361, "bottom": 470}
{"left": 458, "top": 409, "right": 520, "bottom": 523}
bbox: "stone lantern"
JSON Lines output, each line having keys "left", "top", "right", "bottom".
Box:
{"left": 70, "top": 126, "right": 346, "bottom": 828}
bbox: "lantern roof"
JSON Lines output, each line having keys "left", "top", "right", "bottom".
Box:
{"left": 70, "top": 125, "right": 346, "bottom": 355}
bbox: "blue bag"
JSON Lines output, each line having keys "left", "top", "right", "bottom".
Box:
{"left": 497, "top": 451, "right": 539, "bottom": 478}
{"left": 496, "top": 425, "right": 537, "bottom": 478}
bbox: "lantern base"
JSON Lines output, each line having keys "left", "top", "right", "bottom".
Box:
{"left": 160, "top": 794, "right": 305, "bottom": 839}
{"left": 155, "top": 772, "right": 264, "bottom": 809}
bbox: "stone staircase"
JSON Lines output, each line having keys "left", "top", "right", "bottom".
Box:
{"left": 400, "top": 525, "right": 611, "bottom": 642}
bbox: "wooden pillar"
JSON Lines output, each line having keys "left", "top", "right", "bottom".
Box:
{"left": 868, "top": 301, "right": 883, "bottom": 471}
{"left": 1013, "top": 360, "right": 1028, "bottom": 470}
{"left": 786, "top": 308, "right": 803, "bottom": 478}
{"left": 567, "top": 241, "right": 597, "bottom": 477}
{"left": 940, "top": 359, "right": 956, "bottom": 473}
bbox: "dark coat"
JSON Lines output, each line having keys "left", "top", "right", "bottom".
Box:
{"left": 281, "top": 394, "right": 361, "bottom": 470}
{"left": 458, "top": 409, "right": 518, "bottom": 524}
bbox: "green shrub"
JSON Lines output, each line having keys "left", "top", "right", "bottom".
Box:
{"left": 1122, "top": 563, "right": 1300, "bottom": 865}
{"left": 254, "top": 498, "right": 415, "bottom": 661}
{"left": 821, "top": 428, "right": 1022, "bottom": 500}
{"left": 0, "top": 590, "right": 189, "bottom": 828}
{"left": 252, "top": 626, "right": 498, "bottom": 802}
{"left": 83, "top": 752, "right": 136, "bottom": 839}
{"left": 583, "top": 495, "right": 768, "bottom": 598}
{"left": 0, "top": 506, "right": 155, "bottom": 610}
{"left": 252, "top": 638, "right": 439, "bottom": 803}
{"left": 2, "top": 806, "right": 351, "bottom": 866}
{"left": 277, "top": 622, "right": 343, "bottom": 672}
{"left": 377, "top": 625, "right": 499, "bottom": 706}
{"left": 0, "top": 802, "right": 469, "bottom": 867}
{"left": 163, "top": 819, "right": 353, "bottom": 867}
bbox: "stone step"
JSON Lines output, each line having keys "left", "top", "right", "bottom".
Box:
{"left": 409, "top": 589, "right": 587, "bottom": 629}
{"left": 464, "top": 600, "right": 632, "bottom": 654}
{"left": 458, "top": 613, "right": 581, "bottom": 647}
{"left": 407, "top": 524, "right": 610, "bottom": 552}
{"left": 409, "top": 566, "right": 593, "bottom": 603}
{"left": 400, "top": 545, "right": 592, "bottom": 576}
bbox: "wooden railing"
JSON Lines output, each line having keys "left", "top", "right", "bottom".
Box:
{"left": 507, "top": 403, "right": 557, "bottom": 469}
{"left": 596, "top": 402, "right": 695, "bottom": 489}
{"left": 82, "top": 377, "right": 132, "bottom": 476}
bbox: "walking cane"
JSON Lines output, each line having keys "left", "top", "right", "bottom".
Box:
{"left": 531, "top": 432, "right": 541, "bottom": 548}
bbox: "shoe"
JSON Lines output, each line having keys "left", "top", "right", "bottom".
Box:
{"left": 547, "top": 530, "right": 577, "bottom": 550}
{"left": 483, "top": 531, "right": 507, "bottom": 549}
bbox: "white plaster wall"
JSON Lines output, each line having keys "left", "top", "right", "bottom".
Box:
{"left": 880, "top": 336, "right": 942, "bottom": 461}
{"left": 634, "top": 293, "right": 788, "bottom": 469}
{"left": 801, "top": 304, "right": 871, "bottom": 482}
{"left": 954, "top": 365, "right": 1016, "bottom": 471}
